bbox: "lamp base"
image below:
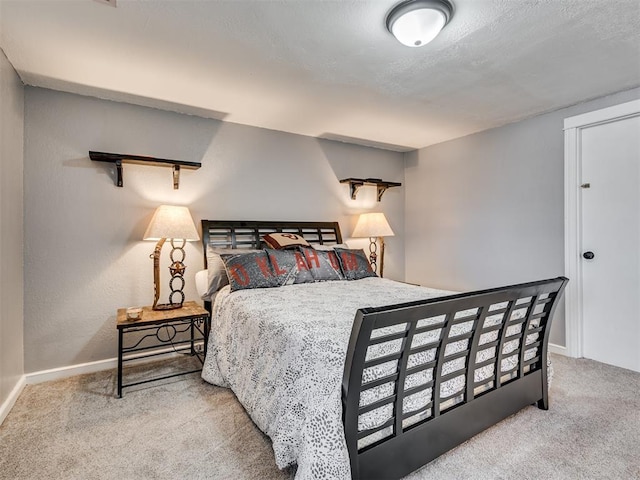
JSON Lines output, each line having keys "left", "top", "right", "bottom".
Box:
{"left": 368, "top": 237, "right": 378, "bottom": 273}
{"left": 152, "top": 302, "right": 183, "bottom": 311}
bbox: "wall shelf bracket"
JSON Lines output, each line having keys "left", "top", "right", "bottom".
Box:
{"left": 89, "top": 151, "right": 201, "bottom": 189}
{"left": 173, "top": 164, "right": 181, "bottom": 189}
{"left": 115, "top": 159, "right": 123, "bottom": 187}
{"left": 339, "top": 178, "right": 402, "bottom": 202}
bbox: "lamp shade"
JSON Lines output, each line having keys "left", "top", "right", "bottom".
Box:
{"left": 352, "top": 212, "right": 395, "bottom": 238}
{"left": 143, "top": 205, "right": 199, "bottom": 241}
{"left": 386, "top": 0, "right": 453, "bottom": 48}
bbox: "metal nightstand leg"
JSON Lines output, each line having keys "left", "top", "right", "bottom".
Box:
{"left": 204, "top": 315, "right": 210, "bottom": 356}
{"left": 190, "top": 318, "right": 195, "bottom": 355}
{"left": 117, "top": 328, "right": 124, "bottom": 398}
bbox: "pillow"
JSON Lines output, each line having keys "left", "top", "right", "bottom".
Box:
{"left": 263, "top": 232, "right": 311, "bottom": 250}
{"left": 335, "top": 248, "right": 377, "bottom": 280}
{"left": 204, "top": 246, "right": 260, "bottom": 298}
{"left": 220, "top": 251, "right": 281, "bottom": 291}
{"left": 299, "top": 246, "right": 344, "bottom": 281}
{"left": 195, "top": 269, "right": 210, "bottom": 300}
{"left": 266, "top": 248, "right": 314, "bottom": 284}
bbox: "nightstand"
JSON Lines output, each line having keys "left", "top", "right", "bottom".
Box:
{"left": 116, "top": 301, "right": 210, "bottom": 398}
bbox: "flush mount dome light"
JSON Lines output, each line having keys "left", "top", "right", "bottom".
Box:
{"left": 386, "top": 0, "right": 454, "bottom": 47}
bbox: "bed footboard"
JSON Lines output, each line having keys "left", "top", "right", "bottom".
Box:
{"left": 342, "top": 277, "right": 568, "bottom": 480}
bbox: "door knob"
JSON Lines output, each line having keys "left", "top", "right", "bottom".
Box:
{"left": 583, "top": 251, "right": 595, "bottom": 260}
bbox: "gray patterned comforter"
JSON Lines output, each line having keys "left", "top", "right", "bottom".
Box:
{"left": 201, "top": 278, "right": 455, "bottom": 479}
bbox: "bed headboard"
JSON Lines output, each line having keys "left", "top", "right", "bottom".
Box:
{"left": 201, "top": 220, "right": 343, "bottom": 267}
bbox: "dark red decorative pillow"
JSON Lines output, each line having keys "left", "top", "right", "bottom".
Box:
{"left": 299, "top": 246, "right": 344, "bottom": 281}
{"left": 334, "top": 248, "right": 377, "bottom": 280}
{"left": 220, "top": 251, "right": 281, "bottom": 291}
{"left": 263, "top": 232, "right": 310, "bottom": 250}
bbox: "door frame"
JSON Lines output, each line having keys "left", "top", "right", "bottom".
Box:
{"left": 563, "top": 99, "right": 640, "bottom": 358}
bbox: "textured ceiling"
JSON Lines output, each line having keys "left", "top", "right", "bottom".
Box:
{"left": 1, "top": 0, "right": 639, "bottom": 151}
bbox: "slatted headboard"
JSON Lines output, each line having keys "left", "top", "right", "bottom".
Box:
{"left": 201, "top": 220, "right": 343, "bottom": 267}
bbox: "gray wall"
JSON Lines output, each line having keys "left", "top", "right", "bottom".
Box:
{"left": 20, "top": 76, "right": 640, "bottom": 372}
{"left": 405, "top": 87, "right": 640, "bottom": 347}
{"left": 23, "top": 87, "right": 405, "bottom": 373}
{"left": 0, "top": 48, "right": 24, "bottom": 405}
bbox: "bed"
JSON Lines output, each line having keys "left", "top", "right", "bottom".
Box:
{"left": 199, "top": 220, "right": 568, "bottom": 480}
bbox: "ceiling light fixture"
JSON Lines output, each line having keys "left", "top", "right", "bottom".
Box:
{"left": 386, "top": 0, "right": 454, "bottom": 47}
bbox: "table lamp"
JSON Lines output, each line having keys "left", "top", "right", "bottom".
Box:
{"left": 352, "top": 212, "right": 395, "bottom": 277}
{"left": 143, "top": 205, "right": 200, "bottom": 310}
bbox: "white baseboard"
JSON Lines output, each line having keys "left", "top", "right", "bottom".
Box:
{"left": 0, "top": 375, "right": 26, "bottom": 426}
{"left": 0, "top": 345, "right": 204, "bottom": 423}
{"left": 25, "top": 357, "right": 120, "bottom": 385}
{"left": 548, "top": 343, "right": 567, "bottom": 356}
{"left": 25, "top": 343, "right": 204, "bottom": 385}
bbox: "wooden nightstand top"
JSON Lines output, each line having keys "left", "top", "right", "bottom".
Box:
{"left": 116, "top": 301, "right": 208, "bottom": 329}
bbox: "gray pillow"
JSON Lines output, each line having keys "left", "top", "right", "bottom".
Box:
{"left": 265, "top": 249, "right": 314, "bottom": 284}
{"left": 205, "top": 245, "right": 260, "bottom": 297}
{"left": 264, "top": 249, "right": 298, "bottom": 286}
{"left": 334, "top": 248, "right": 377, "bottom": 280}
{"left": 299, "top": 246, "right": 344, "bottom": 281}
{"left": 220, "top": 251, "right": 281, "bottom": 292}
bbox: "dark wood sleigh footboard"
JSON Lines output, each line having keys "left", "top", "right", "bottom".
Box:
{"left": 342, "top": 276, "right": 568, "bottom": 480}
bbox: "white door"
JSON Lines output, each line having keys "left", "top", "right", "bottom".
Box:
{"left": 580, "top": 114, "right": 640, "bottom": 372}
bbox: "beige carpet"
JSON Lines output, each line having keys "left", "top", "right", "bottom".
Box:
{"left": 1, "top": 354, "right": 639, "bottom": 480}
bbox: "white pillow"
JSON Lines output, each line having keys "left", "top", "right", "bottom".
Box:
{"left": 195, "top": 269, "right": 209, "bottom": 300}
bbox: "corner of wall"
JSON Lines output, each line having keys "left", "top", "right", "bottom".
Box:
{"left": 0, "top": 47, "right": 25, "bottom": 415}
{"left": 0, "top": 375, "right": 25, "bottom": 426}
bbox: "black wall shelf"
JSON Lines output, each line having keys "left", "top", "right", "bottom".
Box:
{"left": 340, "top": 178, "right": 402, "bottom": 202}
{"left": 89, "top": 151, "right": 201, "bottom": 189}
